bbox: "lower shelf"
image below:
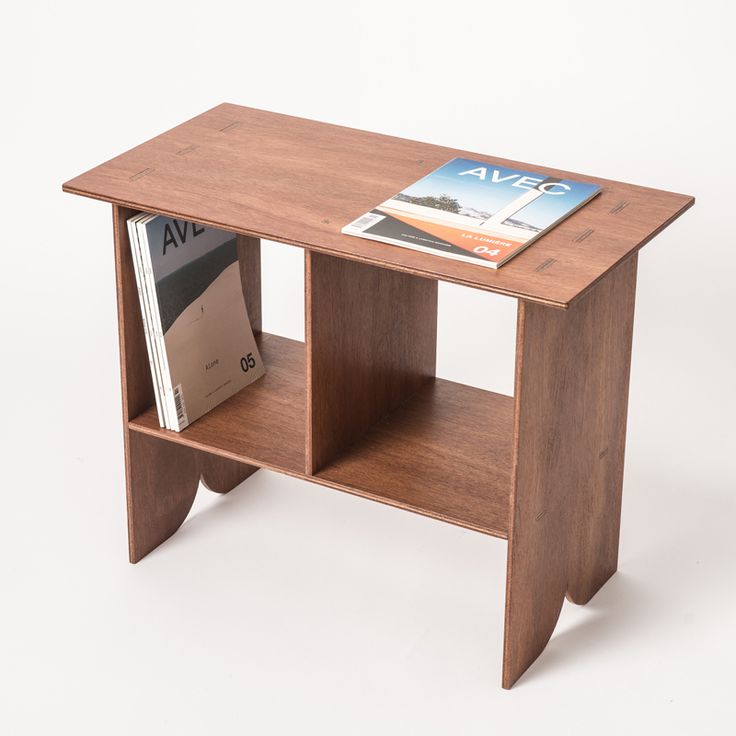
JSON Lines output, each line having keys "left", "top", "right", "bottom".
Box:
{"left": 129, "top": 332, "right": 514, "bottom": 538}
{"left": 316, "top": 379, "right": 513, "bottom": 538}
{"left": 131, "top": 333, "right": 306, "bottom": 473}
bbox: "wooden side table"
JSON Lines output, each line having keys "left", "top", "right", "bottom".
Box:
{"left": 63, "top": 104, "right": 693, "bottom": 687}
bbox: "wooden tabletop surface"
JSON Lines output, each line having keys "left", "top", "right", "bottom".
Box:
{"left": 63, "top": 103, "right": 693, "bottom": 308}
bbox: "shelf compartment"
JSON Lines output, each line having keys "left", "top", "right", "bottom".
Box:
{"left": 316, "top": 378, "right": 513, "bottom": 538}
{"left": 306, "top": 251, "right": 438, "bottom": 473}
{"left": 129, "top": 334, "right": 513, "bottom": 538}
{"left": 130, "top": 332, "right": 306, "bottom": 474}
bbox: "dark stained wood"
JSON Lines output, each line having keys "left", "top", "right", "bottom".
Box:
{"left": 126, "top": 431, "right": 200, "bottom": 563}
{"left": 127, "top": 437, "right": 256, "bottom": 562}
{"left": 195, "top": 450, "right": 258, "bottom": 494}
{"left": 131, "top": 333, "right": 306, "bottom": 474}
{"left": 68, "top": 113, "right": 693, "bottom": 687}
{"left": 316, "top": 379, "right": 514, "bottom": 538}
{"left": 127, "top": 434, "right": 257, "bottom": 562}
{"left": 237, "top": 235, "right": 262, "bottom": 334}
{"left": 133, "top": 364, "right": 514, "bottom": 537}
{"left": 306, "top": 251, "right": 437, "bottom": 474}
{"left": 502, "top": 254, "right": 638, "bottom": 689}
{"left": 565, "top": 260, "right": 638, "bottom": 606}
{"left": 64, "top": 104, "right": 694, "bottom": 309}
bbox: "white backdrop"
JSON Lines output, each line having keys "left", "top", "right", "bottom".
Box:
{"left": 2, "top": 1, "right": 734, "bottom": 733}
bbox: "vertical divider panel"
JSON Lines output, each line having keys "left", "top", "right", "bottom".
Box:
{"left": 306, "top": 251, "right": 438, "bottom": 475}
{"left": 237, "top": 235, "right": 262, "bottom": 335}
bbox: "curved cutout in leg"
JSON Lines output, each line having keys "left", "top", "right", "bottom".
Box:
{"left": 126, "top": 432, "right": 200, "bottom": 563}
{"left": 195, "top": 450, "right": 259, "bottom": 494}
{"left": 503, "top": 256, "right": 637, "bottom": 688}
{"left": 503, "top": 534, "right": 567, "bottom": 689}
{"left": 125, "top": 435, "right": 260, "bottom": 563}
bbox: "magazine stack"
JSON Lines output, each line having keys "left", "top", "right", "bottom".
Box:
{"left": 127, "top": 214, "right": 264, "bottom": 432}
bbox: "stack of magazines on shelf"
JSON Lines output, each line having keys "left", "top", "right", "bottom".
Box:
{"left": 127, "top": 213, "right": 264, "bottom": 432}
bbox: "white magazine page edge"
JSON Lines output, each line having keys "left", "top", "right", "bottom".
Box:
{"left": 138, "top": 215, "right": 182, "bottom": 431}
{"left": 127, "top": 213, "right": 166, "bottom": 427}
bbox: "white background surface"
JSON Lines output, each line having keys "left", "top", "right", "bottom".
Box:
{"left": 2, "top": 0, "right": 735, "bottom": 732}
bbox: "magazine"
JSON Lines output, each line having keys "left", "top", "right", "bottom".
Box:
{"left": 342, "top": 158, "right": 601, "bottom": 268}
{"left": 128, "top": 213, "right": 170, "bottom": 428}
{"left": 131, "top": 214, "right": 265, "bottom": 431}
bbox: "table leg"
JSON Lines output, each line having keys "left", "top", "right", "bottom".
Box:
{"left": 502, "top": 255, "right": 638, "bottom": 688}
{"left": 125, "top": 433, "right": 257, "bottom": 562}
{"left": 112, "top": 204, "right": 260, "bottom": 562}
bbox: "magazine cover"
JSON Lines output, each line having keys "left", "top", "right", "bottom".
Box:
{"left": 342, "top": 158, "right": 601, "bottom": 268}
{"left": 127, "top": 213, "right": 167, "bottom": 428}
{"left": 139, "top": 216, "right": 265, "bottom": 431}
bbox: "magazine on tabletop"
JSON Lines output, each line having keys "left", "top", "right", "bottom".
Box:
{"left": 342, "top": 158, "right": 601, "bottom": 268}
{"left": 132, "top": 215, "right": 265, "bottom": 432}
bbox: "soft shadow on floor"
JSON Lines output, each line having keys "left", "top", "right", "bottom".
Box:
{"left": 139, "top": 472, "right": 271, "bottom": 560}
{"left": 518, "top": 574, "right": 649, "bottom": 685}
{"left": 515, "top": 470, "right": 736, "bottom": 688}
{"left": 135, "top": 464, "right": 735, "bottom": 691}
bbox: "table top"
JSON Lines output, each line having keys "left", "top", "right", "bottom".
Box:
{"left": 63, "top": 103, "right": 693, "bottom": 308}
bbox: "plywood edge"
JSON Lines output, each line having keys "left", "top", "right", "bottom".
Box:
{"left": 61, "top": 183, "right": 572, "bottom": 308}
{"left": 565, "top": 194, "right": 695, "bottom": 310}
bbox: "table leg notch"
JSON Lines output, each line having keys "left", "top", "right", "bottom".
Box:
{"left": 126, "top": 432, "right": 200, "bottom": 563}
{"left": 126, "top": 434, "right": 257, "bottom": 562}
{"left": 503, "top": 255, "right": 638, "bottom": 688}
{"left": 195, "top": 450, "right": 258, "bottom": 494}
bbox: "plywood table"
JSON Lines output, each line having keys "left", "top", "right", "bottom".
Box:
{"left": 63, "top": 104, "right": 693, "bottom": 688}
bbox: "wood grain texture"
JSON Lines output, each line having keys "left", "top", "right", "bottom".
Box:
{"left": 195, "top": 450, "right": 258, "bottom": 494}
{"left": 237, "top": 235, "right": 261, "bottom": 334}
{"left": 129, "top": 318, "right": 511, "bottom": 538}
{"left": 306, "top": 251, "right": 437, "bottom": 474}
{"left": 69, "top": 118, "right": 691, "bottom": 686}
{"left": 126, "top": 437, "right": 255, "bottom": 562}
{"left": 316, "top": 379, "right": 514, "bottom": 537}
{"left": 132, "top": 345, "right": 514, "bottom": 537}
{"left": 131, "top": 333, "right": 306, "bottom": 474}
{"left": 126, "top": 431, "right": 200, "bottom": 563}
{"left": 502, "top": 254, "right": 638, "bottom": 688}
{"left": 64, "top": 104, "right": 694, "bottom": 308}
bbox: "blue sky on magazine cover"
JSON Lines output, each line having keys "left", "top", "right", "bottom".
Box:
{"left": 394, "top": 158, "right": 599, "bottom": 230}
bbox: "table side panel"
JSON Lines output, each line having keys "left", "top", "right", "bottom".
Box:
{"left": 502, "top": 254, "right": 638, "bottom": 688}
